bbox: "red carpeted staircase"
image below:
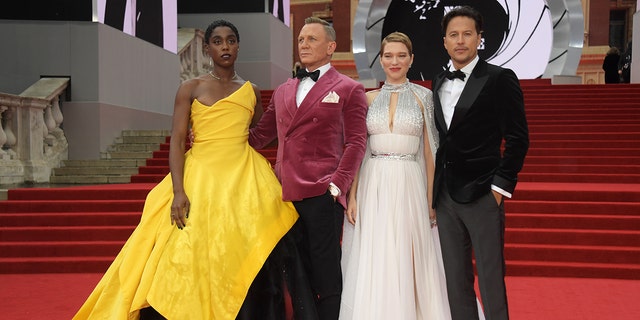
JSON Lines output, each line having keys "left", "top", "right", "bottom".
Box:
{"left": 1, "top": 81, "right": 640, "bottom": 280}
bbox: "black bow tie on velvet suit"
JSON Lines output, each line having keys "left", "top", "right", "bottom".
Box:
{"left": 295, "top": 69, "right": 320, "bottom": 81}
{"left": 444, "top": 69, "right": 466, "bottom": 81}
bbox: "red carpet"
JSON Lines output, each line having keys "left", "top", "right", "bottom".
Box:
{"left": 1, "top": 274, "right": 638, "bottom": 319}
{"left": 0, "top": 81, "right": 639, "bottom": 316}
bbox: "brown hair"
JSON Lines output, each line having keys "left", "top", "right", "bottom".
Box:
{"left": 607, "top": 47, "right": 620, "bottom": 55}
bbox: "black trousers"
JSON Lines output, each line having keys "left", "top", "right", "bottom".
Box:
{"left": 436, "top": 186, "right": 509, "bottom": 320}
{"left": 291, "top": 191, "right": 344, "bottom": 320}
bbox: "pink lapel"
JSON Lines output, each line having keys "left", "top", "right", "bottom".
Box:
{"left": 282, "top": 78, "right": 299, "bottom": 119}
{"left": 294, "top": 67, "right": 340, "bottom": 121}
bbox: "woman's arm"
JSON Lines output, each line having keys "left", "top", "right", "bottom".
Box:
{"left": 168, "top": 80, "right": 196, "bottom": 229}
{"left": 423, "top": 123, "right": 436, "bottom": 227}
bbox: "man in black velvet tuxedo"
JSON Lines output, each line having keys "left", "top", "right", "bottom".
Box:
{"left": 431, "top": 6, "right": 529, "bottom": 320}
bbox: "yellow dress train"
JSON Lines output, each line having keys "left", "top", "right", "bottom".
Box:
{"left": 73, "top": 81, "right": 298, "bottom": 320}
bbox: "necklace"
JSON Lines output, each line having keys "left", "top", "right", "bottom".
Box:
{"left": 382, "top": 79, "right": 410, "bottom": 92}
{"left": 209, "top": 71, "right": 238, "bottom": 81}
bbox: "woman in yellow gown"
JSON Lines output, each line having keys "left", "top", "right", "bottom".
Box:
{"left": 73, "top": 20, "right": 299, "bottom": 320}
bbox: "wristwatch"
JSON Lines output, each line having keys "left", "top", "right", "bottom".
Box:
{"left": 328, "top": 184, "right": 340, "bottom": 197}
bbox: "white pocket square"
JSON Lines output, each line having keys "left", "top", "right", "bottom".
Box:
{"left": 322, "top": 91, "right": 340, "bottom": 103}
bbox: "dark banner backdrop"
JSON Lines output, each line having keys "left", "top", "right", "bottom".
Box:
{"left": 0, "top": 0, "right": 92, "bottom": 21}
{"left": 382, "top": 0, "right": 509, "bottom": 80}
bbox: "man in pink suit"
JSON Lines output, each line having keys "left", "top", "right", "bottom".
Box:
{"left": 249, "top": 17, "right": 368, "bottom": 320}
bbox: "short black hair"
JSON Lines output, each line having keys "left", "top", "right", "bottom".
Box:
{"left": 205, "top": 19, "right": 240, "bottom": 44}
{"left": 441, "top": 6, "right": 483, "bottom": 35}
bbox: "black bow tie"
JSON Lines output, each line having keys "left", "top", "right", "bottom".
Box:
{"left": 444, "top": 69, "right": 466, "bottom": 81}
{"left": 295, "top": 69, "right": 320, "bottom": 82}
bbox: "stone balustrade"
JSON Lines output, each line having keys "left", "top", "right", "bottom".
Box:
{"left": 0, "top": 30, "right": 204, "bottom": 185}
{"left": 0, "top": 78, "right": 69, "bottom": 184}
{"left": 178, "top": 28, "right": 209, "bottom": 82}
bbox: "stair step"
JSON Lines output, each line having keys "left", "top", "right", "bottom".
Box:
{"left": 528, "top": 124, "right": 640, "bottom": 133}
{"left": 515, "top": 183, "right": 640, "bottom": 203}
{"left": 525, "top": 155, "right": 640, "bottom": 165}
{"left": 505, "top": 200, "right": 640, "bottom": 215}
{"left": 121, "top": 136, "right": 168, "bottom": 144}
{"left": 52, "top": 167, "right": 139, "bottom": 176}
{"left": 506, "top": 213, "right": 640, "bottom": 230}
{"left": 130, "top": 174, "right": 166, "bottom": 183}
{"left": 504, "top": 260, "right": 640, "bottom": 280}
{"left": 519, "top": 173, "right": 640, "bottom": 184}
{"left": 526, "top": 148, "right": 640, "bottom": 157}
{"left": 529, "top": 132, "right": 640, "bottom": 140}
{"left": 527, "top": 115, "right": 640, "bottom": 122}
{"left": 138, "top": 166, "right": 170, "bottom": 174}
{"left": 121, "top": 129, "right": 171, "bottom": 137}
{"left": 49, "top": 175, "right": 132, "bottom": 184}
{"left": 522, "top": 164, "right": 640, "bottom": 174}
{"left": 61, "top": 159, "right": 141, "bottom": 167}
{"left": 107, "top": 143, "right": 162, "bottom": 152}
{"left": 6, "top": 186, "right": 152, "bottom": 200}
{"left": 0, "top": 212, "right": 142, "bottom": 226}
{"left": 529, "top": 140, "right": 640, "bottom": 148}
{"left": 505, "top": 228, "right": 640, "bottom": 247}
{"left": 0, "top": 199, "right": 145, "bottom": 212}
{"left": 0, "top": 256, "right": 113, "bottom": 274}
{"left": 104, "top": 151, "right": 153, "bottom": 159}
{"left": 505, "top": 244, "right": 640, "bottom": 264}
{"left": 0, "top": 241, "right": 125, "bottom": 257}
{"left": 0, "top": 226, "right": 136, "bottom": 241}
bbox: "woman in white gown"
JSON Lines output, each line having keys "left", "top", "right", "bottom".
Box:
{"left": 339, "top": 32, "right": 484, "bottom": 320}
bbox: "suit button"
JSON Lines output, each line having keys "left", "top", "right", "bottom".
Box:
{"left": 313, "top": 118, "right": 318, "bottom": 123}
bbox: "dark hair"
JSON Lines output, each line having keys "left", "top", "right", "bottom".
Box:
{"left": 205, "top": 19, "right": 240, "bottom": 44}
{"left": 441, "top": 6, "right": 483, "bottom": 35}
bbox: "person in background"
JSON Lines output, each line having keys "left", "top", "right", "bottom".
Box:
{"left": 602, "top": 46, "right": 621, "bottom": 84}
{"left": 431, "top": 6, "right": 529, "bottom": 320}
{"left": 73, "top": 19, "right": 300, "bottom": 320}
{"left": 618, "top": 40, "right": 632, "bottom": 83}
{"left": 249, "top": 16, "right": 368, "bottom": 320}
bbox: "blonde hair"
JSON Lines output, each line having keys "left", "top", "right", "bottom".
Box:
{"left": 381, "top": 32, "right": 413, "bottom": 55}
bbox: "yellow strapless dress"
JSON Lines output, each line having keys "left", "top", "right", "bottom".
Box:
{"left": 74, "top": 81, "right": 298, "bottom": 320}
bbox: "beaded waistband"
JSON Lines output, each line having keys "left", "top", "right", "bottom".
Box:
{"left": 371, "top": 152, "right": 416, "bottom": 161}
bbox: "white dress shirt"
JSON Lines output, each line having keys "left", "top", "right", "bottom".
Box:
{"left": 296, "top": 63, "right": 331, "bottom": 107}
{"left": 439, "top": 55, "right": 478, "bottom": 129}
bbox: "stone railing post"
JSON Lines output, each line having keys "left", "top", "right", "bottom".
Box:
{"left": 0, "top": 106, "right": 8, "bottom": 159}
{"left": 178, "top": 28, "right": 207, "bottom": 82}
{"left": 0, "top": 77, "right": 69, "bottom": 184}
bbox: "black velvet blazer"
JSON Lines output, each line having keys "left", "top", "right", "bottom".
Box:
{"left": 432, "top": 59, "right": 529, "bottom": 205}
